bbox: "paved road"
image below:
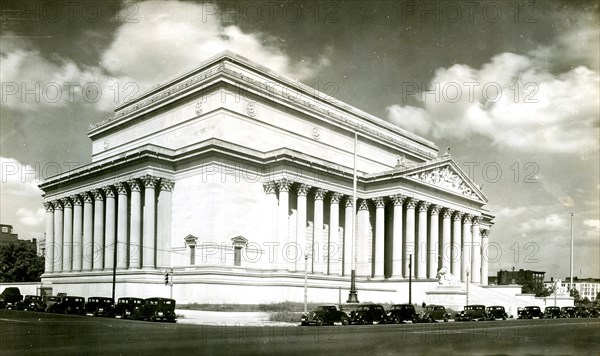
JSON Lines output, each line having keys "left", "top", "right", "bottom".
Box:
{"left": 1, "top": 310, "right": 599, "bottom": 355}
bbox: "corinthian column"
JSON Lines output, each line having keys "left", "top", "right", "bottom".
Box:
{"left": 451, "top": 211, "right": 463, "bottom": 277}
{"left": 343, "top": 198, "right": 353, "bottom": 276}
{"left": 405, "top": 198, "right": 417, "bottom": 278}
{"left": 71, "top": 195, "right": 83, "bottom": 272}
{"left": 471, "top": 216, "right": 481, "bottom": 284}
{"left": 53, "top": 200, "right": 63, "bottom": 272}
{"left": 390, "top": 194, "right": 405, "bottom": 278}
{"left": 128, "top": 179, "right": 142, "bottom": 269}
{"left": 416, "top": 201, "right": 429, "bottom": 279}
{"left": 462, "top": 214, "right": 472, "bottom": 282}
{"left": 263, "top": 182, "right": 278, "bottom": 270}
{"left": 329, "top": 192, "right": 342, "bottom": 275}
{"left": 43, "top": 202, "right": 54, "bottom": 273}
{"left": 481, "top": 229, "right": 490, "bottom": 285}
{"left": 103, "top": 186, "right": 116, "bottom": 270}
{"left": 428, "top": 205, "right": 440, "bottom": 279}
{"left": 277, "top": 179, "right": 292, "bottom": 270}
{"left": 157, "top": 179, "right": 174, "bottom": 268}
{"left": 92, "top": 189, "right": 104, "bottom": 271}
{"left": 441, "top": 209, "right": 453, "bottom": 270}
{"left": 61, "top": 197, "right": 73, "bottom": 272}
{"left": 142, "top": 175, "right": 159, "bottom": 269}
{"left": 115, "top": 183, "right": 128, "bottom": 270}
{"left": 82, "top": 193, "right": 94, "bottom": 271}
{"left": 313, "top": 188, "right": 327, "bottom": 274}
{"left": 357, "top": 199, "right": 369, "bottom": 277}
{"left": 373, "top": 197, "right": 386, "bottom": 278}
{"left": 296, "top": 183, "right": 310, "bottom": 272}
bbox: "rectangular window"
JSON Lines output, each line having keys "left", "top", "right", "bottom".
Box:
{"left": 190, "top": 246, "right": 196, "bottom": 265}
{"left": 234, "top": 246, "right": 242, "bottom": 266}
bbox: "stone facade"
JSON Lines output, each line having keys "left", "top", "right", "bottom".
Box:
{"left": 39, "top": 51, "right": 494, "bottom": 303}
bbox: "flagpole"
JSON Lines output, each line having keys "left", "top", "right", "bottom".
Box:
{"left": 347, "top": 130, "right": 359, "bottom": 303}
{"left": 569, "top": 212, "right": 574, "bottom": 292}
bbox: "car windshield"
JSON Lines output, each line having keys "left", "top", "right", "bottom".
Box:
{"left": 434, "top": 307, "right": 444, "bottom": 310}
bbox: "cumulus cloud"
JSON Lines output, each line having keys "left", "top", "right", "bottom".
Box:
{"left": 16, "top": 207, "right": 45, "bottom": 227}
{"left": 583, "top": 219, "right": 600, "bottom": 229}
{"left": 386, "top": 53, "right": 599, "bottom": 154}
{"left": 1, "top": 1, "right": 328, "bottom": 112}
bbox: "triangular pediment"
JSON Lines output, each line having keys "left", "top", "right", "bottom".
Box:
{"left": 403, "top": 158, "right": 487, "bottom": 203}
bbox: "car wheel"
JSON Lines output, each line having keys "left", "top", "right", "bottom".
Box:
{"left": 429, "top": 316, "right": 435, "bottom": 323}
{"left": 341, "top": 316, "right": 349, "bottom": 326}
{"left": 315, "top": 317, "right": 324, "bottom": 326}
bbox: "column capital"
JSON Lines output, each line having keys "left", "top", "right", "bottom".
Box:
{"left": 330, "top": 192, "right": 343, "bottom": 204}
{"left": 442, "top": 208, "right": 454, "bottom": 218}
{"left": 70, "top": 194, "right": 83, "bottom": 206}
{"left": 61, "top": 197, "right": 73, "bottom": 208}
{"left": 103, "top": 186, "right": 116, "bottom": 198}
{"left": 471, "top": 216, "right": 481, "bottom": 225}
{"left": 82, "top": 192, "right": 94, "bottom": 203}
{"left": 453, "top": 211, "right": 464, "bottom": 220}
{"left": 314, "top": 188, "right": 328, "bottom": 200}
{"left": 389, "top": 194, "right": 406, "bottom": 206}
{"left": 297, "top": 183, "right": 311, "bottom": 196}
{"left": 430, "top": 204, "right": 441, "bottom": 215}
{"left": 141, "top": 175, "right": 159, "bottom": 189}
{"left": 418, "top": 201, "right": 430, "bottom": 212}
{"left": 463, "top": 213, "right": 473, "bottom": 223}
{"left": 277, "top": 179, "right": 293, "bottom": 192}
{"left": 345, "top": 197, "right": 353, "bottom": 208}
{"left": 160, "top": 179, "right": 175, "bottom": 192}
{"left": 263, "top": 181, "right": 277, "bottom": 194}
{"left": 115, "top": 182, "right": 128, "bottom": 195}
{"left": 43, "top": 201, "right": 54, "bottom": 212}
{"left": 481, "top": 229, "right": 490, "bottom": 238}
{"left": 127, "top": 179, "right": 141, "bottom": 192}
{"left": 406, "top": 197, "right": 418, "bottom": 209}
{"left": 53, "top": 200, "right": 63, "bottom": 210}
{"left": 373, "top": 197, "right": 386, "bottom": 208}
{"left": 92, "top": 188, "right": 104, "bottom": 201}
{"left": 358, "top": 199, "right": 369, "bottom": 211}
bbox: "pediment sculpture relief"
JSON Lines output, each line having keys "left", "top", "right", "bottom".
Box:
{"left": 410, "top": 166, "right": 479, "bottom": 199}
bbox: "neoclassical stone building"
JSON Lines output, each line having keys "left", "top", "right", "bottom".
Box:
{"left": 40, "top": 51, "right": 494, "bottom": 303}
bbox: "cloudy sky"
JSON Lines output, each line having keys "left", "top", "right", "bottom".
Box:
{"left": 1, "top": 0, "right": 598, "bottom": 279}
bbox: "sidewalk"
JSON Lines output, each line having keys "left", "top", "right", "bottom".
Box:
{"left": 175, "top": 309, "right": 298, "bottom": 326}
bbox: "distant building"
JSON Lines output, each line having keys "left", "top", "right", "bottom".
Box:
{"left": 0, "top": 224, "right": 19, "bottom": 245}
{"left": 545, "top": 277, "right": 600, "bottom": 302}
{"left": 497, "top": 269, "right": 545, "bottom": 288}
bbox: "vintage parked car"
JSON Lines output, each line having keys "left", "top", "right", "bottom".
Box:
{"left": 301, "top": 305, "right": 350, "bottom": 326}
{"left": 386, "top": 304, "right": 420, "bottom": 324}
{"left": 350, "top": 304, "right": 387, "bottom": 324}
{"left": 486, "top": 306, "right": 508, "bottom": 320}
{"left": 560, "top": 306, "right": 577, "bottom": 318}
{"left": 455, "top": 305, "right": 488, "bottom": 321}
{"left": 15, "top": 295, "right": 42, "bottom": 311}
{"left": 588, "top": 308, "right": 600, "bottom": 318}
{"left": 0, "top": 287, "right": 23, "bottom": 309}
{"left": 42, "top": 296, "right": 62, "bottom": 312}
{"left": 544, "top": 306, "right": 561, "bottom": 318}
{"left": 421, "top": 305, "right": 450, "bottom": 322}
{"left": 114, "top": 297, "right": 145, "bottom": 319}
{"left": 139, "top": 297, "right": 176, "bottom": 322}
{"left": 518, "top": 306, "right": 543, "bottom": 319}
{"left": 85, "top": 297, "right": 115, "bottom": 317}
{"left": 575, "top": 307, "right": 590, "bottom": 318}
{"left": 52, "top": 296, "right": 85, "bottom": 314}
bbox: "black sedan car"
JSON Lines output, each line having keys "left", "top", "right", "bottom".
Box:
{"left": 15, "top": 295, "right": 42, "bottom": 311}
{"left": 455, "top": 305, "right": 488, "bottom": 321}
{"left": 350, "top": 304, "right": 387, "bottom": 324}
{"left": 386, "top": 304, "right": 420, "bottom": 324}
{"left": 561, "top": 306, "right": 577, "bottom": 318}
{"left": 486, "top": 306, "right": 508, "bottom": 320}
{"left": 139, "top": 297, "right": 176, "bottom": 322}
{"left": 544, "top": 306, "right": 561, "bottom": 318}
{"left": 518, "top": 306, "right": 543, "bottom": 319}
{"left": 575, "top": 307, "right": 590, "bottom": 318}
{"left": 301, "top": 305, "right": 350, "bottom": 326}
{"left": 52, "top": 296, "right": 86, "bottom": 314}
{"left": 85, "top": 297, "right": 115, "bottom": 317}
{"left": 421, "top": 305, "right": 450, "bottom": 322}
{"left": 114, "top": 297, "right": 145, "bottom": 319}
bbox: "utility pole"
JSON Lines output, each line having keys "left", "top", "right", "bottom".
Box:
{"left": 408, "top": 254, "right": 413, "bottom": 304}
{"left": 347, "top": 130, "right": 359, "bottom": 304}
{"left": 569, "top": 212, "right": 574, "bottom": 293}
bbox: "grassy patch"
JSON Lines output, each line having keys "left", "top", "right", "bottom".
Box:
{"left": 268, "top": 311, "right": 303, "bottom": 323}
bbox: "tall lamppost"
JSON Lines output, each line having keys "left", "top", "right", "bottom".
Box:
{"left": 347, "top": 130, "right": 359, "bottom": 304}
{"left": 304, "top": 251, "right": 309, "bottom": 314}
{"left": 466, "top": 267, "right": 470, "bottom": 306}
{"left": 408, "top": 254, "right": 413, "bottom": 305}
{"left": 569, "top": 212, "right": 574, "bottom": 293}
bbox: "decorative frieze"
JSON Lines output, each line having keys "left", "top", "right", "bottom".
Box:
{"left": 410, "top": 165, "right": 479, "bottom": 199}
